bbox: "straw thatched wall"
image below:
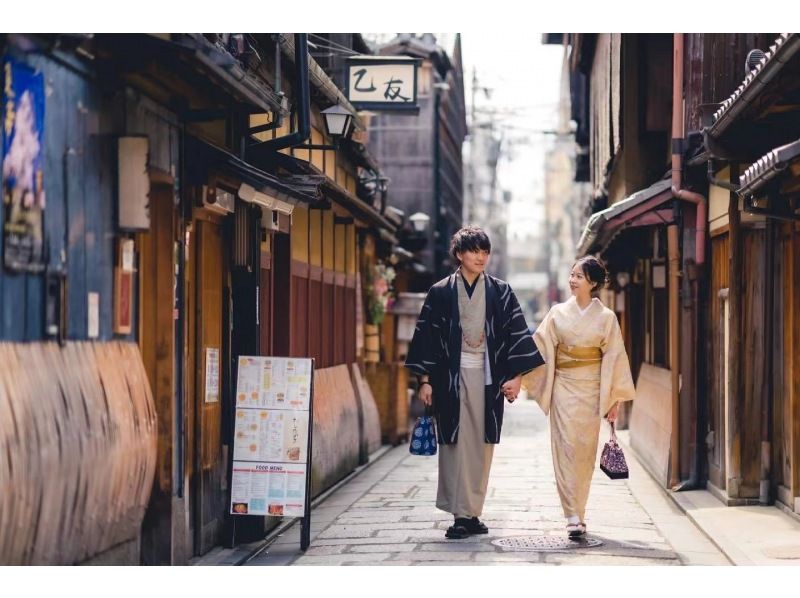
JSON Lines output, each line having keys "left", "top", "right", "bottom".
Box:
{"left": 0, "top": 342, "right": 157, "bottom": 565}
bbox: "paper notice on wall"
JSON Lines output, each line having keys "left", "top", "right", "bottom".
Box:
{"left": 88, "top": 292, "right": 99, "bottom": 339}
{"left": 121, "top": 238, "right": 135, "bottom": 272}
{"left": 230, "top": 461, "right": 306, "bottom": 517}
{"left": 652, "top": 264, "right": 666, "bottom": 289}
{"left": 205, "top": 347, "right": 220, "bottom": 403}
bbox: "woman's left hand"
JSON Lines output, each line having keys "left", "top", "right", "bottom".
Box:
{"left": 606, "top": 403, "right": 619, "bottom": 423}
{"left": 502, "top": 375, "right": 522, "bottom": 403}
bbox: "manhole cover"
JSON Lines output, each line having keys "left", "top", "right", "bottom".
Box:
{"left": 492, "top": 535, "right": 603, "bottom": 552}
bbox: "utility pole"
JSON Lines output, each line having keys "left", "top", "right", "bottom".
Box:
{"left": 466, "top": 67, "right": 478, "bottom": 223}
{"left": 471, "top": 67, "right": 477, "bottom": 134}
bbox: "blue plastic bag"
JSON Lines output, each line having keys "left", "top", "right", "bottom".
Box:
{"left": 409, "top": 415, "right": 437, "bottom": 456}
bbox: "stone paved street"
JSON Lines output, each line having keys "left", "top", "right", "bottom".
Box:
{"left": 246, "top": 398, "right": 728, "bottom": 566}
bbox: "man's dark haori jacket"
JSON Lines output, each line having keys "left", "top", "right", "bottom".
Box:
{"left": 405, "top": 272, "right": 545, "bottom": 445}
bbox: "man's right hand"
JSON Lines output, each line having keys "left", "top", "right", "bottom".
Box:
{"left": 419, "top": 382, "right": 433, "bottom": 407}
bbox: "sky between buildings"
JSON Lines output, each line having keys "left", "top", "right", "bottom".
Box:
{"left": 364, "top": 33, "right": 564, "bottom": 241}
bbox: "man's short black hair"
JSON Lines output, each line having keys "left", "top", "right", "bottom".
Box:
{"left": 450, "top": 225, "right": 491, "bottom": 262}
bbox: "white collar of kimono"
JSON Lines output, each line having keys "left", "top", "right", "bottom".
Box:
{"left": 454, "top": 269, "right": 484, "bottom": 286}
{"left": 568, "top": 295, "right": 600, "bottom": 316}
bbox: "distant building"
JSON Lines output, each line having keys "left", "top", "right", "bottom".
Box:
{"left": 367, "top": 33, "right": 468, "bottom": 286}
{"left": 463, "top": 106, "right": 509, "bottom": 280}
{"left": 542, "top": 40, "right": 592, "bottom": 302}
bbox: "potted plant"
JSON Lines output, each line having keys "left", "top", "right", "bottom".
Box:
{"left": 364, "top": 262, "right": 396, "bottom": 362}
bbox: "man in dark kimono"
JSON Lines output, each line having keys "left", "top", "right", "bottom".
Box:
{"left": 405, "top": 225, "right": 545, "bottom": 539}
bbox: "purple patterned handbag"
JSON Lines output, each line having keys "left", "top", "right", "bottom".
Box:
{"left": 600, "top": 422, "right": 629, "bottom": 479}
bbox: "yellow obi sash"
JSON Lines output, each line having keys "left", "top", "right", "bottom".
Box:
{"left": 556, "top": 345, "right": 602, "bottom": 370}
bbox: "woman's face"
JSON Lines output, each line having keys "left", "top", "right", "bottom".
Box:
{"left": 569, "top": 264, "right": 594, "bottom": 298}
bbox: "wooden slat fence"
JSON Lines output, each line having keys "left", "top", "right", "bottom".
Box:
{"left": 0, "top": 341, "right": 156, "bottom": 565}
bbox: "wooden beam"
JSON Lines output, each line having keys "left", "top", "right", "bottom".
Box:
{"left": 792, "top": 225, "right": 800, "bottom": 510}
{"left": 761, "top": 217, "right": 776, "bottom": 503}
{"left": 728, "top": 166, "right": 744, "bottom": 497}
{"left": 138, "top": 186, "right": 179, "bottom": 564}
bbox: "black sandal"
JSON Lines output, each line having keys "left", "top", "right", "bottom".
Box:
{"left": 463, "top": 517, "right": 489, "bottom": 534}
{"left": 445, "top": 523, "right": 470, "bottom": 539}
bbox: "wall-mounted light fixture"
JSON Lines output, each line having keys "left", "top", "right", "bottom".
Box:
{"left": 321, "top": 104, "right": 353, "bottom": 138}
{"left": 295, "top": 104, "right": 355, "bottom": 151}
{"left": 358, "top": 170, "right": 391, "bottom": 213}
{"left": 409, "top": 212, "right": 430, "bottom": 233}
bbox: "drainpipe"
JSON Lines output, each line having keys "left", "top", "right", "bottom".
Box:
{"left": 248, "top": 33, "right": 310, "bottom": 155}
{"left": 669, "top": 32, "right": 707, "bottom": 490}
{"left": 671, "top": 33, "right": 707, "bottom": 266}
{"left": 667, "top": 223, "right": 681, "bottom": 489}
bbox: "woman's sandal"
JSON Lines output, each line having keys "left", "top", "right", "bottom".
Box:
{"left": 566, "top": 522, "right": 587, "bottom": 538}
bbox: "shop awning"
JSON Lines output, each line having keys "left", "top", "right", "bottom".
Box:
{"left": 186, "top": 136, "right": 323, "bottom": 205}
{"left": 576, "top": 179, "right": 673, "bottom": 257}
{"left": 272, "top": 153, "right": 399, "bottom": 238}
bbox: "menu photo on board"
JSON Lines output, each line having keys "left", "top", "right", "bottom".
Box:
{"left": 230, "top": 462, "right": 306, "bottom": 517}
{"left": 230, "top": 356, "right": 313, "bottom": 518}
{"left": 233, "top": 408, "right": 309, "bottom": 464}
{"left": 235, "top": 356, "right": 311, "bottom": 410}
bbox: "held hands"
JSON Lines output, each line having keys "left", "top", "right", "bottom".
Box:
{"left": 501, "top": 375, "right": 522, "bottom": 403}
{"left": 422, "top": 375, "right": 523, "bottom": 404}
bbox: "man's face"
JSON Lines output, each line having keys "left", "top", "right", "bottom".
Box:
{"left": 457, "top": 248, "right": 490, "bottom": 276}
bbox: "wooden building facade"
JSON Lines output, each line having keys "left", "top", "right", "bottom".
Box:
{"left": 568, "top": 32, "right": 800, "bottom": 517}
{"left": 702, "top": 33, "right": 800, "bottom": 511}
{"left": 368, "top": 33, "right": 468, "bottom": 286}
{"left": 0, "top": 33, "right": 395, "bottom": 565}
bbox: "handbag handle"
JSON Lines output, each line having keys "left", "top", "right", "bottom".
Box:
{"left": 609, "top": 420, "right": 617, "bottom": 441}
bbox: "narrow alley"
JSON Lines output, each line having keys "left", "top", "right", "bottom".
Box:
{"left": 242, "top": 399, "right": 728, "bottom": 565}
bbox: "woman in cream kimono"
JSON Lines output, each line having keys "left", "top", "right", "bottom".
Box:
{"left": 523, "top": 256, "right": 635, "bottom": 538}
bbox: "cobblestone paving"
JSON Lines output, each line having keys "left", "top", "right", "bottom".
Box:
{"left": 247, "top": 399, "right": 728, "bottom": 566}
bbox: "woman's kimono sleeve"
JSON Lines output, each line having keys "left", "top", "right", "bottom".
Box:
{"left": 598, "top": 311, "right": 636, "bottom": 417}
{"left": 404, "top": 289, "right": 439, "bottom": 377}
{"left": 522, "top": 306, "right": 557, "bottom": 415}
